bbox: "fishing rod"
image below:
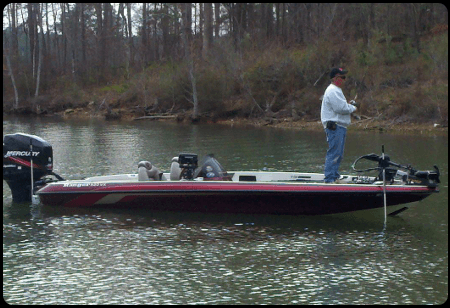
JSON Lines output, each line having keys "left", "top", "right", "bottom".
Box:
{"left": 382, "top": 145, "right": 387, "bottom": 225}
{"left": 30, "top": 139, "right": 34, "bottom": 201}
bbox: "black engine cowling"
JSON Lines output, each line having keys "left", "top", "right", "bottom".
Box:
{"left": 3, "top": 133, "right": 53, "bottom": 203}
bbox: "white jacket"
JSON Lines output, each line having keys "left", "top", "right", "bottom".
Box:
{"left": 320, "top": 84, "right": 356, "bottom": 129}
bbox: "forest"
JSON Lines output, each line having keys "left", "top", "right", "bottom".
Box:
{"left": 3, "top": 3, "right": 448, "bottom": 126}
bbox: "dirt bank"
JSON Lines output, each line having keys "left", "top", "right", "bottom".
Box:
{"left": 5, "top": 103, "right": 446, "bottom": 136}
{"left": 216, "top": 118, "right": 448, "bottom": 135}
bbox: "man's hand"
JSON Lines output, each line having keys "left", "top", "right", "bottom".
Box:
{"left": 349, "top": 100, "right": 360, "bottom": 108}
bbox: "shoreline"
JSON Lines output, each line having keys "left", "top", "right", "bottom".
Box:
{"left": 216, "top": 118, "right": 448, "bottom": 135}
{"left": 4, "top": 108, "right": 448, "bottom": 136}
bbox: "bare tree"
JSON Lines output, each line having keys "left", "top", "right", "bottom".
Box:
{"left": 127, "top": 3, "right": 133, "bottom": 67}
{"left": 2, "top": 2, "right": 448, "bottom": 122}
{"left": 3, "top": 34, "right": 19, "bottom": 109}
{"left": 181, "top": 3, "right": 199, "bottom": 121}
{"left": 214, "top": 3, "right": 221, "bottom": 38}
{"left": 35, "top": 4, "right": 43, "bottom": 97}
{"left": 203, "top": 3, "right": 213, "bottom": 58}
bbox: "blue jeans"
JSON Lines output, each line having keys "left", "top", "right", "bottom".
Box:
{"left": 324, "top": 125, "right": 347, "bottom": 183}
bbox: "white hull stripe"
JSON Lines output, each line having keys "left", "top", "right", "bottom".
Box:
{"left": 94, "top": 193, "right": 131, "bottom": 205}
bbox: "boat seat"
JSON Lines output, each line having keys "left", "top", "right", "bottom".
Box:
{"left": 170, "top": 157, "right": 182, "bottom": 181}
{"left": 138, "top": 161, "right": 161, "bottom": 181}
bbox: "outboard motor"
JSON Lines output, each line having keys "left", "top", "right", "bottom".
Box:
{"left": 3, "top": 133, "right": 54, "bottom": 203}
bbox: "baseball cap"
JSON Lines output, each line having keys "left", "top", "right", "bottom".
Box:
{"left": 330, "top": 67, "right": 348, "bottom": 79}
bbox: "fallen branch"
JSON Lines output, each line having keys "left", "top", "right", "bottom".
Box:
{"left": 133, "top": 115, "right": 177, "bottom": 121}
{"left": 355, "top": 116, "right": 373, "bottom": 123}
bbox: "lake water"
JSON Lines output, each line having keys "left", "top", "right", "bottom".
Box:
{"left": 3, "top": 116, "right": 448, "bottom": 304}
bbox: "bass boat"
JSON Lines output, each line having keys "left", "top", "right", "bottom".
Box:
{"left": 3, "top": 133, "right": 440, "bottom": 215}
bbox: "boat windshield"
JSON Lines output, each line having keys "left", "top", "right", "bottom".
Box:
{"left": 194, "top": 154, "right": 231, "bottom": 180}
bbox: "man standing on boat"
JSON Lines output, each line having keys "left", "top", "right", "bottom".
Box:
{"left": 321, "top": 67, "right": 358, "bottom": 183}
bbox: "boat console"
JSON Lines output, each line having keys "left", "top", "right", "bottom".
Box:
{"left": 170, "top": 153, "right": 231, "bottom": 181}
{"left": 178, "top": 153, "right": 198, "bottom": 180}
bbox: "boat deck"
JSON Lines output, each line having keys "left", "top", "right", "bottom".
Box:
{"left": 81, "top": 171, "right": 385, "bottom": 185}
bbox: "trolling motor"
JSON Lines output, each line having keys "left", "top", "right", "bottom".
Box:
{"left": 352, "top": 151, "right": 440, "bottom": 187}
{"left": 3, "top": 133, "right": 64, "bottom": 203}
{"left": 352, "top": 146, "right": 440, "bottom": 223}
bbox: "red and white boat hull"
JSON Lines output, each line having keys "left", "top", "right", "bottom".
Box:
{"left": 36, "top": 178, "right": 437, "bottom": 215}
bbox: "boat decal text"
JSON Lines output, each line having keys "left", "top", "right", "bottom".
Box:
{"left": 5, "top": 151, "right": 40, "bottom": 157}
{"left": 63, "top": 183, "right": 107, "bottom": 188}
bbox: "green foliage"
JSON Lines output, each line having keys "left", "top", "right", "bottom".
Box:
{"left": 355, "top": 47, "right": 376, "bottom": 67}
{"left": 196, "top": 66, "right": 233, "bottom": 112}
{"left": 156, "top": 62, "right": 190, "bottom": 108}
{"left": 100, "top": 83, "right": 129, "bottom": 94}
{"left": 423, "top": 33, "right": 448, "bottom": 73}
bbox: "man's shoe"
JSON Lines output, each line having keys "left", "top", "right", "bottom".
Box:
{"left": 332, "top": 178, "right": 346, "bottom": 184}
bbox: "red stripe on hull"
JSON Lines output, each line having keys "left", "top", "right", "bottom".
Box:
{"left": 36, "top": 181, "right": 437, "bottom": 215}
{"left": 38, "top": 181, "right": 436, "bottom": 194}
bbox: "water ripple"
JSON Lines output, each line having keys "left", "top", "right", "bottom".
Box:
{"left": 3, "top": 118, "right": 448, "bottom": 305}
{"left": 3, "top": 212, "right": 448, "bottom": 305}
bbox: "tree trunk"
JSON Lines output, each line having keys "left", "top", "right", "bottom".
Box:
{"left": 51, "top": 3, "right": 61, "bottom": 72}
{"left": 181, "top": 3, "right": 199, "bottom": 121}
{"left": 35, "top": 4, "right": 43, "bottom": 97}
{"left": 142, "top": 3, "right": 147, "bottom": 65}
{"left": 3, "top": 34, "right": 19, "bottom": 110}
{"left": 95, "top": 3, "right": 103, "bottom": 77}
{"left": 411, "top": 4, "right": 421, "bottom": 53}
{"left": 10, "top": 3, "right": 19, "bottom": 60}
{"left": 161, "top": 4, "right": 169, "bottom": 57}
{"left": 80, "top": 3, "right": 86, "bottom": 63}
{"left": 203, "top": 3, "right": 213, "bottom": 58}
{"left": 214, "top": 3, "right": 221, "bottom": 38}
{"left": 60, "top": 3, "right": 67, "bottom": 74}
{"left": 127, "top": 3, "right": 133, "bottom": 67}
{"left": 27, "top": 3, "right": 36, "bottom": 69}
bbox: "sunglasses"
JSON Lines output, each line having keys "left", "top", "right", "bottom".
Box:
{"left": 336, "top": 75, "right": 346, "bottom": 80}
